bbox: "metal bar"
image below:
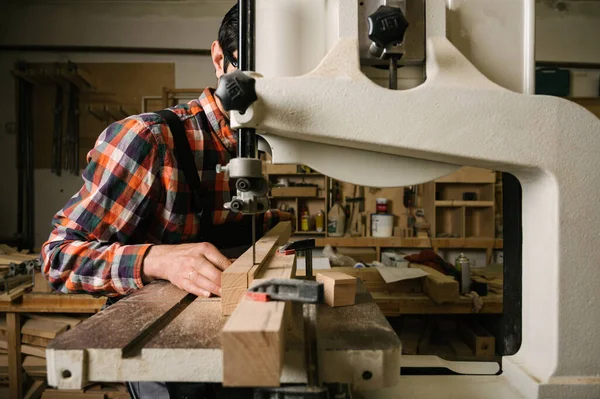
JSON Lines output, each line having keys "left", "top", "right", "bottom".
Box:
{"left": 237, "top": 0, "right": 258, "bottom": 159}
{"left": 302, "top": 303, "right": 320, "bottom": 387}
{"left": 389, "top": 56, "right": 398, "bottom": 90}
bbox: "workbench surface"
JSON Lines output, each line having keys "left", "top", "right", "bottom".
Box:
{"left": 47, "top": 280, "right": 401, "bottom": 390}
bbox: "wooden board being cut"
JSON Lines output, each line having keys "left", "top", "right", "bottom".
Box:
{"left": 221, "top": 222, "right": 292, "bottom": 315}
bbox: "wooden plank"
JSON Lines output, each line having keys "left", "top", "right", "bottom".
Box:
{"left": 23, "top": 314, "right": 83, "bottom": 329}
{"left": 23, "top": 356, "right": 47, "bottom": 377}
{"left": 22, "top": 335, "right": 51, "bottom": 348}
{"left": 316, "top": 272, "right": 357, "bottom": 307}
{"left": 0, "top": 293, "right": 106, "bottom": 313}
{"left": 271, "top": 186, "right": 318, "bottom": 197}
{"left": 0, "top": 281, "right": 34, "bottom": 302}
{"left": 435, "top": 167, "right": 495, "bottom": 183}
{"left": 222, "top": 299, "right": 287, "bottom": 387}
{"left": 22, "top": 319, "right": 69, "bottom": 339}
{"left": 22, "top": 345, "right": 46, "bottom": 359}
{"left": 321, "top": 267, "right": 422, "bottom": 294}
{"left": 7, "top": 313, "right": 22, "bottom": 399}
{"left": 458, "top": 322, "right": 495, "bottom": 356}
{"left": 411, "top": 265, "right": 459, "bottom": 304}
{"left": 222, "top": 222, "right": 291, "bottom": 315}
{"left": 371, "top": 292, "right": 503, "bottom": 315}
{"left": 24, "top": 379, "right": 46, "bottom": 399}
{"left": 314, "top": 236, "right": 503, "bottom": 249}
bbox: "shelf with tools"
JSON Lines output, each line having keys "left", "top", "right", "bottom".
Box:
{"left": 264, "top": 162, "right": 329, "bottom": 236}
{"left": 423, "top": 167, "right": 498, "bottom": 240}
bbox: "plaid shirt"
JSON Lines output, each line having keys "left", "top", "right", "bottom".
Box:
{"left": 42, "top": 88, "right": 287, "bottom": 297}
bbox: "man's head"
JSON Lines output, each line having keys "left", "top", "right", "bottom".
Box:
{"left": 211, "top": 4, "right": 238, "bottom": 80}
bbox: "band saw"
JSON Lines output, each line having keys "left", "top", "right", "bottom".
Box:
{"left": 46, "top": 1, "right": 600, "bottom": 398}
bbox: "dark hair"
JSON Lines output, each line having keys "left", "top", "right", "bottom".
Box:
{"left": 219, "top": 4, "right": 238, "bottom": 71}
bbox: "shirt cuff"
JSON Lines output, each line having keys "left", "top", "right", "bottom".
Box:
{"left": 113, "top": 243, "right": 154, "bottom": 293}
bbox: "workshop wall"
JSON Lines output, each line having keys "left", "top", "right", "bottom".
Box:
{"left": 536, "top": 0, "right": 600, "bottom": 64}
{"left": 0, "top": 0, "right": 235, "bottom": 247}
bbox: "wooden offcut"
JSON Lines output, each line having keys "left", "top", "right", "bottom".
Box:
{"left": 411, "top": 265, "right": 459, "bottom": 304}
{"left": 458, "top": 322, "right": 495, "bottom": 356}
{"left": 22, "top": 345, "right": 46, "bottom": 359}
{"left": 22, "top": 335, "right": 52, "bottom": 348}
{"left": 22, "top": 319, "right": 69, "bottom": 339}
{"left": 221, "top": 299, "right": 286, "bottom": 387}
{"left": 221, "top": 222, "right": 292, "bottom": 315}
{"left": 316, "top": 271, "right": 357, "bottom": 307}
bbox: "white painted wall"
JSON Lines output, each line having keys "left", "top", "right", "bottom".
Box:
{"left": 536, "top": 0, "right": 600, "bottom": 97}
{"left": 536, "top": 0, "right": 600, "bottom": 64}
{"left": 0, "top": 0, "right": 235, "bottom": 247}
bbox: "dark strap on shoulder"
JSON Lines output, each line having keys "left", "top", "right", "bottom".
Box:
{"left": 155, "top": 109, "right": 204, "bottom": 214}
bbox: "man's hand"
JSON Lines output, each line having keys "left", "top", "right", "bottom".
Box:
{"left": 142, "top": 242, "right": 232, "bottom": 298}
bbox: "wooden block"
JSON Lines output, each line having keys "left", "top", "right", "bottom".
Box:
{"left": 33, "top": 272, "right": 53, "bottom": 293}
{"left": 316, "top": 272, "right": 357, "bottom": 307}
{"left": 458, "top": 322, "right": 495, "bottom": 356}
{"left": 22, "top": 344, "right": 46, "bottom": 358}
{"left": 270, "top": 186, "right": 318, "bottom": 197}
{"left": 22, "top": 319, "right": 69, "bottom": 339}
{"left": 22, "top": 334, "right": 52, "bottom": 347}
{"left": 222, "top": 299, "right": 286, "bottom": 387}
{"left": 24, "top": 313, "right": 83, "bottom": 329}
{"left": 411, "top": 265, "right": 459, "bottom": 304}
{"left": 322, "top": 267, "right": 421, "bottom": 294}
{"left": 221, "top": 222, "right": 291, "bottom": 315}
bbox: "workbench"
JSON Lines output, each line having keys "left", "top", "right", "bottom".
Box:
{"left": 0, "top": 293, "right": 106, "bottom": 398}
{"left": 373, "top": 292, "right": 503, "bottom": 316}
{"left": 47, "top": 280, "right": 401, "bottom": 391}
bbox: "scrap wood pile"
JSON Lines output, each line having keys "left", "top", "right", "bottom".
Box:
{"left": 394, "top": 315, "right": 497, "bottom": 358}
{"left": 0, "top": 313, "right": 129, "bottom": 398}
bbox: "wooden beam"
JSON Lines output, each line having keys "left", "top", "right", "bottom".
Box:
{"left": 221, "top": 299, "right": 286, "bottom": 387}
{"left": 21, "top": 344, "right": 46, "bottom": 359}
{"left": 221, "top": 222, "right": 292, "bottom": 315}
{"left": 7, "top": 313, "right": 22, "bottom": 399}
{"left": 411, "top": 265, "right": 459, "bottom": 304}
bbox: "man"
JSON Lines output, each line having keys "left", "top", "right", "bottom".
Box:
{"left": 41, "top": 5, "right": 288, "bottom": 396}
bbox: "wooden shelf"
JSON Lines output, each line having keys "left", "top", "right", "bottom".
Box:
{"left": 314, "top": 237, "right": 502, "bottom": 249}
{"left": 373, "top": 292, "right": 503, "bottom": 315}
{"left": 294, "top": 230, "right": 326, "bottom": 235}
{"left": 435, "top": 200, "right": 494, "bottom": 207}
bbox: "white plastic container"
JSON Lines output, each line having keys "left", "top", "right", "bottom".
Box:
{"left": 371, "top": 214, "right": 393, "bottom": 237}
{"left": 328, "top": 203, "right": 346, "bottom": 237}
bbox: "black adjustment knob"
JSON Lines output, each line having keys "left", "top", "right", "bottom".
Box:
{"left": 215, "top": 70, "right": 257, "bottom": 113}
{"left": 367, "top": 5, "right": 410, "bottom": 49}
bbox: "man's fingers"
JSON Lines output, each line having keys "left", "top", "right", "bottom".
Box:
{"left": 198, "top": 242, "right": 232, "bottom": 271}
{"left": 181, "top": 277, "right": 211, "bottom": 298}
{"left": 195, "top": 259, "right": 222, "bottom": 286}
{"left": 189, "top": 270, "right": 222, "bottom": 297}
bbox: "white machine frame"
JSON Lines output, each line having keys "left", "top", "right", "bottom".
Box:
{"left": 233, "top": 0, "right": 600, "bottom": 398}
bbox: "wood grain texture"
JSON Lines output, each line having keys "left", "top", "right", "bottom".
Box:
{"left": 411, "top": 265, "right": 459, "bottom": 304}
{"left": 21, "top": 319, "right": 68, "bottom": 339}
{"left": 7, "top": 313, "right": 22, "bottom": 399}
{"left": 222, "top": 299, "right": 286, "bottom": 387}
{"left": 317, "top": 272, "right": 357, "bottom": 307}
{"left": 0, "top": 293, "right": 105, "bottom": 313}
{"left": 221, "top": 222, "right": 291, "bottom": 315}
{"left": 22, "top": 335, "right": 51, "bottom": 348}
{"left": 23, "top": 314, "right": 83, "bottom": 329}
{"left": 22, "top": 345, "right": 46, "bottom": 359}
